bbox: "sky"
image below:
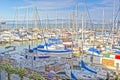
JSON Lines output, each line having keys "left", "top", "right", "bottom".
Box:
{"left": 0, "top": 0, "right": 119, "bottom": 21}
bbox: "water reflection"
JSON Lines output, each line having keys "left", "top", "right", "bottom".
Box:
{"left": 0, "top": 39, "right": 42, "bottom": 52}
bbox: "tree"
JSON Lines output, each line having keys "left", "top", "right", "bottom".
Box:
{"left": 0, "top": 63, "right": 15, "bottom": 80}
{"left": 15, "top": 68, "right": 26, "bottom": 80}
{"left": 0, "top": 63, "right": 3, "bottom": 80}
{"left": 29, "top": 72, "right": 44, "bottom": 80}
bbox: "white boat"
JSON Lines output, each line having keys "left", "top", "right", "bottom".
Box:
{"left": 22, "top": 38, "right": 72, "bottom": 58}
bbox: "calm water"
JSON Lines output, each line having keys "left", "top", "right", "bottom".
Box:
{"left": 0, "top": 40, "right": 42, "bottom": 53}
{"left": 0, "top": 22, "right": 112, "bottom": 30}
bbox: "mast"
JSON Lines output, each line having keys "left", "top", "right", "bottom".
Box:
{"left": 33, "top": 7, "right": 39, "bottom": 48}
{"left": 15, "top": 7, "right": 18, "bottom": 29}
{"left": 62, "top": 18, "right": 63, "bottom": 29}
{"left": 40, "top": 17, "right": 43, "bottom": 43}
{"left": 72, "top": 12, "right": 75, "bottom": 40}
{"left": 70, "top": 12, "right": 75, "bottom": 70}
{"left": 24, "top": 8, "right": 29, "bottom": 29}
{"left": 112, "top": 0, "right": 115, "bottom": 45}
{"left": 46, "top": 14, "right": 48, "bottom": 30}
{"left": 26, "top": 8, "right": 29, "bottom": 29}
{"left": 56, "top": 11, "right": 58, "bottom": 29}
{"left": 75, "top": 1, "right": 78, "bottom": 40}
{"left": 69, "top": 14, "right": 71, "bottom": 31}
{"left": 66, "top": 16, "right": 68, "bottom": 30}
{"left": 34, "top": 7, "right": 38, "bottom": 28}
{"left": 81, "top": 14, "right": 84, "bottom": 60}
{"left": 62, "top": 17, "right": 64, "bottom": 38}
{"left": 102, "top": 8, "right": 105, "bottom": 43}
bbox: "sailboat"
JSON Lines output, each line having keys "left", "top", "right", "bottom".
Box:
{"left": 21, "top": 7, "right": 73, "bottom": 58}
{"left": 26, "top": 37, "right": 73, "bottom": 58}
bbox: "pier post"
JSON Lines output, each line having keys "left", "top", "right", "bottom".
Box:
{"left": 0, "top": 57, "right": 2, "bottom": 80}
{"left": 29, "top": 45, "right": 30, "bottom": 50}
{"left": 115, "top": 63, "right": 119, "bottom": 80}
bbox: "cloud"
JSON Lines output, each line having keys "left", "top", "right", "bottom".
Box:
{"left": 19, "top": 0, "right": 75, "bottom": 10}
{"left": 87, "top": 0, "right": 120, "bottom": 20}
{"left": 10, "top": 0, "right": 119, "bottom": 20}
{"left": 99, "top": 0, "right": 113, "bottom": 5}
{"left": 98, "top": 0, "right": 119, "bottom": 8}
